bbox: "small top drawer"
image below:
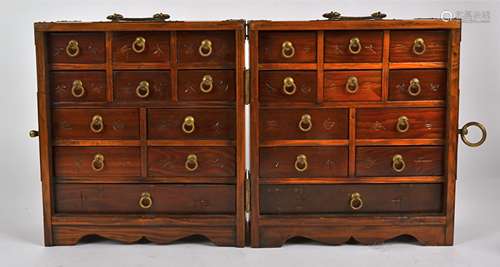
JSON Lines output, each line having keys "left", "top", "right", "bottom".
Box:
{"left": 177, "top": 31, "right": 235, "bottom": 65}
{"left": 50, "top": 71, "right": 106, "bottom": 103}
{"left": 48, "top": 32, "right": 105, "bottom": 64}
{"left": 390, "top": 30, "right": 448, "bottom": 62}
{"left": 259, "top": 31, "right": 316, "bottom": 63}
{"left": 259, "top": 71, "right": 317, "bottom": 103}
{"left": 324, "top": 30, "right": 383, "bottom": 63}
{"left": 112, "top": 32, "right": 170, "bottom": 63}
{"left": 389, "top": 69, "right": 447, "bottom": 101}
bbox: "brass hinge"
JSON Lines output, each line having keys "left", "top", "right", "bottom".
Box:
{"left": 244, "top": 69, "right": 250, "bottom": 105}
{"left": 245, "top": 170, "right": 251, "bottom": 223}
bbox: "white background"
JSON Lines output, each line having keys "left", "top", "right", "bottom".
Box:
{"left": 0, "top": 0, "right": 499, "bottom": 266}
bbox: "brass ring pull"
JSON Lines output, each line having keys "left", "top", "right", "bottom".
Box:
{"left": 181, "top": 116, "right": 195, "bottom": 134}
{"left": 281, "top": 41, "right": 295, "bottom": 58}
{"left": 199, "top": 75, "right": 214, "bottom": 93}
{"left": 294, "top": 154, "right": 308, "bottom": 172}
{"left": 71, "top": 80, "right": 85, "bottom": 98}
{"left": 90, "top": 115, "right": 104, "bottom": 133}
{"left": 392, "top": 154, "right": 406, "bottom": 172}
{"left": 413, "top": 38, "right": 426, "bottom": 55}
{"left": 282, "top": 77, "right": 297, "bottom": 95}
{"left": 298, "top": 114, "right": 312, "bottom": 132}
{"left": 198, "top": 39, "right": 213, "bottom": 57}
{"left": 350, "top": 192, "right": 363, "bottom": 210}
{"left": 91, "top": 153, "right": 105, "bottom": 172}
{"left": 135, "top": 80, "right": 150, "bottom": 98}
{"left": 185, "top": 154, "right": 199, "bottom": 172}
{"left": 139, "top": 192, "right": 153, "bottom": 209}
{"left": 132, "top": 36, "right": 146, "bottom": 53}
{"left": 459, "top": 122, "right": 487, "bottom": 147}
{"left": 65, "top": 40, "right": 80, "bottom": 57}
{"left": 348, "top": 37, "right": 362, "bottom": 54}
{"left": 396, "top": 116, "right": 410, "bottom": 133}
{"left": 408, "top": 78, "right": 422, "bottom": 96}
{"left": 345, "top": 76, "right": 359, "bottom": 94}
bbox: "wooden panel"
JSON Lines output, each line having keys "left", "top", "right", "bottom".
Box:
{"left": 389, "top": 69, "right": 447, "bottom": 101}
{"left": 259, "top": 31, "right": 317, "bottom": 63}
{"left": 48, "top": 32, "right": 105, "bottom": 64}
{"left": 324, "top": 30, "right": 383, "bottom": 62}
{"left": 324, "top": 70, "right": 382, "bottom": 101}
{"left": 390, "top": 30, "right": 448, "bottom": 62}
{"left": 112, "top": 32, "right": 170, "bottom": 63}
{"left": 177, "top": 70, "right": 235, "bottom": 102}
{"left": 259, "top": 71, "right": 317, "bottom": 103}
{"left": 177, "top": 31, "right": 235, "bottom": 64}
{"left": 113, "top": 71, "right": 170, "bottom": 103}
{"left": 50, "top": 71, "right": 106, "bottom": 103}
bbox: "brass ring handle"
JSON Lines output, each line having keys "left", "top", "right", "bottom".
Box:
{"left": 65, "top": 40, "right": 80, "bottom": 57}
{"left": 90, "top": 115, "right": 104, "bottom": 133}
{"left": 199, "top": 74, "right": 214, "bottom": 93}
{"left": 408, "top": 78, "right": 422, "bottom": 96}
{"left": 91, "top": 153, "right": 105, "bottom": 172}
{"left": 181, "top": 116, "right": 195, "bottom": 134}
{"left": 349, "top": 192, "right": 363, "bottom": 210}
{"left": 459, "top": 122, "right": 487, "bottom": 147}
{"left": 198, "top": 39, "right": 213, "bottom": 57}
{"left": 281, "top": 41, "right": 295, "bottom": 58}
{"left": 392, "top": 154, "right": 406, "bottom": 172}
{"left": 135, "top": 80, "right": 150, "bottom": 98}
{"left": 138, "top": 192, "right": 153, "bottom": 209}
{"left": 294, "top": 154, "right": 308, "bottom": 172}
{"left": 396, "top": 116, "right": 410, "bottom": 133}
{"left": 185, "top": 154, "right": 199, "bottom": 172}
{"left": 71, "top": 80, "right": 85, "bottom": 98}
{"left": 348, "top": 37, "right": 362, "bottom": 54}
{"left": 282, "top": 77, "right": 297, "bottom": 95}
{"left": 132, "top": 36, "right": 146, "bottom": 53}
{"left": 413, "top": 38, "right": 426, "bottom": 55}
{"left": 345, "top": 76, "right": 359, "bottom": 94}
{"left": 298, "top": 114, "right": 312, "bottom": 132}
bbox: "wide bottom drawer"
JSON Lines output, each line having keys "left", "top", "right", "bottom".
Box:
{"left": 260, "top": 184, "right": 443, "bottom": 214}
{"left": 55, "top": 184, "right": 235, "bottom": 214}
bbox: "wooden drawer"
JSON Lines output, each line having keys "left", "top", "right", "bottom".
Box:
{"left": 178, "top": 70, "right": 235, "bottom": 102}
{"left": 112, "top": 32, "right": 170, "bottom": 63}
{"left": 113, "top": 71, "right": 171, "bottom": 103}
{"left": 324, "top": 70, "right": 382, "bottom": 101}
{"left": 54, "top": 147, "right": 141, "bottom": 177}
{"left": 260, "top": 184, "right": 443, "bottom": 214}
{"left": 259, "top": 108, "right": 348, "bottom": 140}
{"left": 55, "top": 184, "right": 235, "bottom": 214}
{"left": 148, "top": 109, "right": 235, "bottom": 140}
{"left": 356, "top": 146, "right": 444, "bottom": 176}
{"left": 177, "top": 31, "right": 235, "bottom": 65}
{"left": 356, "top": 108, "right": 445, "bottom": 139}
{"left": 148, "top": 147, "right": 235, "bottom": 177}
{"left": 324, "top": 30, "right": 383, "bottom": 63}
{"left": 259, "top": 71, "right": 316, "bottom": 103}
{"left": 48, "top": 32, "right": 105, "bottom": 64}
{"left": 390, "top": 30, "right": 448, "bottom": 62}
{"left": 259, "top": 147, "right": 348, "bottom": 178}
{"left": 389, "top": 69, "right": 447, "bottom": 101}
{"left": 50, "top": 71, "right": 106, "bottom": 103}
{"left": 52, "top": 108, "right": 140, "bottom": 140}
{"left": 259, "top": 31, "right": 316, "bottom": 63}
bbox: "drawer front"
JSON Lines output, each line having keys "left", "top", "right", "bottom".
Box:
{"left": 50, "top": 71, "right": 106, "bottom": 103}
{"left": 324, "top": 30, "right": 383, "bottom": 63}
{"left": 259, "top": 108, "right": 348, "bottom": 140}
{"left": 389, "top": 69, "right": 447, "bottom": 101}
{"left": 178, "top": 70, "right": 235, "bottom": 102}
{"left": 54, "top": 147, "right": 141, "bottom": 177}
{"left": 114, "top": 71, "right": 171, "bottom": 103}
{"left": 260, "top": 184, "right": 443, "bottom": 214}
{"left": 52, "top": 108, "right": 140, "bottom": 140}
{"left": 260, "top": 147, "right": 348, "bottom": 178}
{"left": 390, "top": 30, "right": 448, "bottom": 62}
{"left": 259, "top": 31, "right": 317, "bottom": 63}
{"left": 148, "top": 109, "right": 235, "bottom": 140}
{"left": 55, "top": 184, "right": 235, "bottom": 214}
{"left": 112, "top": 32, "right": 170, "bottom": 63}
{"left": 324, "top": 70, "right": 382, "bottom": 101}
{"left": 356, "top": 146, "right": 444, "bottom": 176}
{"left": 356, "top": 108, "right": 445, "bottom": 139}
{"left": 177, "top": 31, "right": 235, "bottom": 64}
{"left": 48, "top": 32, "right": 105, "bottom": 64}
{"left": 148, "top": 147, "right": 235, "bottom": 177}
{"left": 259, "top": 71, "right": 316, "bottom": 103}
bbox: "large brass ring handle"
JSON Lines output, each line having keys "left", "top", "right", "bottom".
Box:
{"left": 135, "top": 80, "right": 150, "bottom": 98}
{"left": 90, "top": 115, "right": 104, "bottom": 133}
{"left": 71, "top": 80, "right": 85, "bottom": 98}
{"left": 392, "top": 154, "right": 406, "bottom": 172}
{"left": 65, "top": 40, "right": 80, "bottom": 57}
{"left": 459, "top": 122, "right": 487, "bottom": 147}
{"left": 407, "top": 78, "right": 422, "bottom": 96}
{"left": 282, "top": 77, "right": 297, "bottom": 95}
{"left": 413, "top": 38, "right": 426, "bottom": 55}
{"left": 348, "top": 37, "right": 362, "bottom": 54}
{"left": 281, "top": 41, "right": 295, "bottom": 59}
{"left": 185, "top": 154, "right": 199, "bottom": 172}
{"left": 396, "top": 116, "right": 410, "bottom": 133}
{"left": 294, "top": 154, "right": 308, "bottom": 172}
{"left": 139, "top": 192, "right": 153, "bottom": 209}
{"left": 345, "top": 76, "right": 359, "bottom": 94}
{"left": 91, "top": 153, "right": 105, "bottom": 172}
{"left": 132, "top": 36, "right": 146, "bottom": 53}
{"left": 199, "top": 75, "right": 214, "bottom": 93}
{"left": 198, "top": 39, "right": 213, "bottom": 57}
{"left": 181, "top": 116, "right": 195, "bottom": 134}
{"left": 298, "top": 114, "right": 312, "bottom": 132}
{"left": 350, "top": 192, "right": 363, "bottom": 210}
